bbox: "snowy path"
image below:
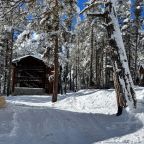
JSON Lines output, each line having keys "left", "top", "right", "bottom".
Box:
{"left": 0, "top": 88, "right": 144, "bottom": 144}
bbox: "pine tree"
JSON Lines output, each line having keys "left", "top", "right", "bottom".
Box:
{"left": 81, "top": 0, "right": 137, "bottom": 115}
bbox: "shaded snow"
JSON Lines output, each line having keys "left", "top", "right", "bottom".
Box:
{"left": 0, "top": 88, "right": 144, "bottom": 144}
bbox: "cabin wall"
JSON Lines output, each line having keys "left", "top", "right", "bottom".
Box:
{"left": 12, "top": 56, "right": 54, "bottom": 95}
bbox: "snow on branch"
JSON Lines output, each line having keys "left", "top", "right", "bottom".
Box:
{"left": 15, "top": 24, "right": 32, "bottom": 46}
{"left": 4, "top": 25, "right": 13, "bottom": 32}
{"left": 0, "top": 0, "right": 24, "bottom": 19}
{"left": 87, "top": 12, "right": 105, "bottom": 17}
{"left": 80, "top": 1, "right": 104, "bottom": 14}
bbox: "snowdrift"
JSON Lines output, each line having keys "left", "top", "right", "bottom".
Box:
{"left": 0, "top": 88, "right": 144, "bottom": 144}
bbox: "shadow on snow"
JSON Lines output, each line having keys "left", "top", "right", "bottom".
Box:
{"left": 0, "top": 105, "right": 143, "bottom": 144}
{"left": 7, "top": 89, "right": 100, "bottom": 104}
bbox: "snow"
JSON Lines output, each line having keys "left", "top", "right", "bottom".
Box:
{"left": 4, "top": 25, "right": 12, "bottom": 32}
{"left": 106, "top": 65, "right": 113, "bottom": 68}
{"left": 136, "top": 6, "right": 141, "bottom": 9}
{"left": 40, "top": 17, "right": 47, "bottom": 25}
{"left": 0, "top": 88, "right": 144, "bottom": 144}
{"left": 16, "top": 29, "right": 30, "bottom": 44}
{"left": 33, "top": 33, "right": 40, "bottom": 41}
{"left": 109, "top": 1, "right": 136, "bottom": 109}
{"left": 12, "top": 55, "right": 43, "bottom": 64}
{"left": 123, "top": 18, "right": 129, "bottom": 23}
{"left": 121, "top": 24, "right": 128, "bottom": 30}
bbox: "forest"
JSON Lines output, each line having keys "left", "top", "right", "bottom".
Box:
{"left": 0, "top": 0, "right": 144, "bottom": 114}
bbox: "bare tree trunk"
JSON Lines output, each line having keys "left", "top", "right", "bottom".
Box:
{"left": 95, "top": 39, "right": 98, "bottom": 88}
{"left": 113, "top": 72, "right": 127, "bottom": 116}
{"left": 7, "top": 31, "right": 13, "bottom": 96}
{"left": 52, "top": 34, "right": 59, "bottom": 102}
{"left": 76, "top": 34, "right": 80, "bottom": 91}
{"left": 102, "top": 41, "right": 107, "bottom": 88}
{"left": 75, "top": 64, "right": 78, "bottom": 91}
{"left": 59, "top": 66, "right": 63, "bottom": 95}
{"left": 64, "top": 48, "right": 69, "bottom": 94}
{"left": 52, "top": 0, "right": 59, "bottom": 102}
{"left": 99, "top": 41, "right": 105, "bottom": 88}
{"left": 3, "top": 38, "right": 8, "bottom": 95}
{"left": 89, "top": 25, "right": 94, "bottom": 87}
{"left": 134, "top": 27, "right": 139, "bottom": 84}
{"left": 69, "top": 66, "right": 72, "bottom": 91}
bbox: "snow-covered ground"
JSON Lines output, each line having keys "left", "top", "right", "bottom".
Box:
{"left": 0, "top": 87, "right": 144, "bottom": 144}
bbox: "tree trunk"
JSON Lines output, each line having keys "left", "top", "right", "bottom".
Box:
{"left": 113, "top": 72, "right": 127, "bottom": 116}
{"left": 134, "top": 27, "right": 139, "bottom": 84}
{"left": 59, "top": 66, "right": 63, "bottom": 95}
{"left": 7, "top": 31, "right": 13, "bottom": 96}
{"left": 3, "top": 38, "right": 8, "bottom": 95}
{"left": 102, "top": 40, "right": 107, "bottom": 88}
{"left": 76, "top": 34, "right": 80, "bottom": 91}
{"left": 105, "top": 1, "right": 136, "bottom": 112}
{"left": 52, "top": 0, "right": 59, "bottom": 102}
{"left": 52, "top": 34, "right": 59, "bottom": 102}
{"left": 69, "top": 66, "right": 72, "bottom": 91}
{"left": 64, "top": 49, "right": 69, "bottom": 94}
{"left": 95, "top": 39, "right": 98, "bottom": 88}
{"left": 89, "top": 25, "right": 94, "bottom": 87}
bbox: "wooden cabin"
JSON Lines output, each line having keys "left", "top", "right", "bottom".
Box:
{"left": 12, "top": 55, "right": 53, "bottom": 95}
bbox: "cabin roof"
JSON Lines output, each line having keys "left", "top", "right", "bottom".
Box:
{"left": 12, "top": 55, "right": 44, "bottom": 65}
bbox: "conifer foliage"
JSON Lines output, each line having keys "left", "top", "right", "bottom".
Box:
{"left": 81, "top": 0, "right": 137, "bottom": 114}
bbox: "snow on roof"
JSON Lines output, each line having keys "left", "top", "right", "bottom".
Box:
{"left": 12, "top": 55, "right": 43, "bottom": 63}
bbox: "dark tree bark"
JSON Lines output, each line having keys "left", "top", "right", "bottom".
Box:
{"left": 95, "top": 39, "right": 98, "bottom": 88}
{"left": 75, "top": 36, "right": 80, "bottom": 91}
{"left": 52, "top": 0, "right": 59, "bottom": 102}
{"left": 134, "top": 0, "right": 141, "bottom": 84}
{"left": 52, "top": 34, "right": 59, "bottom": 102}
{"left": 59, "top": 66, "right": 63, "bottom": 95}
{"left": 7, "top": 30, "right": 13, "bottom": 96}
{"left": 134, "top": 26, "right": 139, "bottom": 84}
{"left": 89, "top": 25, "right": 94, "bottom": 87}
{"left": 3, "top": 37, "right": 8, "bottom": 95}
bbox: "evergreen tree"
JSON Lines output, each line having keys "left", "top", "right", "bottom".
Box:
{"left": 81, "top": 0, "right": 137, "bottom": 115}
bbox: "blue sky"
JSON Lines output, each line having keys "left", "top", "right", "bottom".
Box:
{"left": 78, "top": 0, "right": 144, "bottom": 19}
{"left": 78, "top": 0, "right": 135, "bottom": 9}
{"left": 78, "top": 0, "right": 87, "bottom": 10}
